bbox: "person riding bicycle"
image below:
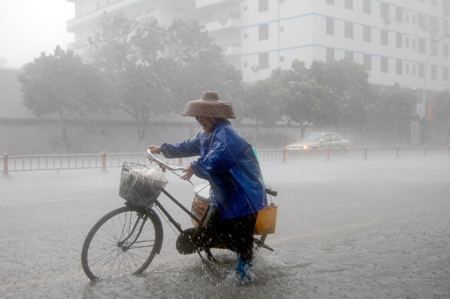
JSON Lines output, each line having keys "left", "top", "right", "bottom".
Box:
{"left": 147, "top": 91, "right": 267, "bottom": 283}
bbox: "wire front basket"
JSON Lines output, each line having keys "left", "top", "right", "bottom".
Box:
{"left": 119, "top": 162, "right": 168, "bottom": 206}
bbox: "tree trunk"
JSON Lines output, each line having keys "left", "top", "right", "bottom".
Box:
{"left": 300, "top": 122, "right": 307, "bottom": 139}
{"left": 446, "top": 122, "right": 450, "bottom": 143}
{"left": 136, "top": 118, "right": 148, "bottom": 148}
{"left": 59, "top": 108, "right": 70, "bottom": 151}
{"left": 256, "top": 119, "right": 260, "bottom": 143}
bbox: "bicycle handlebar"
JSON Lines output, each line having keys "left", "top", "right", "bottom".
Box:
{"left": 146, "top": 149, "right": 193, "bottom": 184}
{"left": 146, "top": 149, "right": 184, "bottom": 171}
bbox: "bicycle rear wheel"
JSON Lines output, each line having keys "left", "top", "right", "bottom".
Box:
{"left": 81, "top": 206, "right": 163, "bottom": 280}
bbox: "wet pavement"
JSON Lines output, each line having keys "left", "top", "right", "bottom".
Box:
{"left": 1, "top": 155, "right": 449, "bottom": 298}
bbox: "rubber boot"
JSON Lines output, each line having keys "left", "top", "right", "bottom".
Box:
{"left": 230, "top": 256, "right": 252, "bottom": 284}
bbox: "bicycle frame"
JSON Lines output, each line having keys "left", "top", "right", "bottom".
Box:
{"left": 117, "top": 213, "right": 148, "bottom": 251}
{"left": 144, "top": 149, "right": 274, "bottom": 252}
{"left": 152, "top": 188, "right": 203, "bottom": 234}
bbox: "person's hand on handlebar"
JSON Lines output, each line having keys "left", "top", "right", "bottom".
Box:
{"left": 181, "top": 164, "right": 194, "bottom": 181}
{"left": 147, "top": 145, "right": 161, "bottom": 154}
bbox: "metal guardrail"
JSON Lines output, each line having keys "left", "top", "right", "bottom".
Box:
{"left": 276, "top": 145, "right": 450, "bottom": 161}
{"left": 2, "top": 146, "right": 449, "bottom": 175}
{"left": 1, "top": 151, "right": 198, "bottom": 175}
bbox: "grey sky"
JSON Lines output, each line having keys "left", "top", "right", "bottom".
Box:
{"left": 0, "top": 0, "right": 74, "bottom": 68}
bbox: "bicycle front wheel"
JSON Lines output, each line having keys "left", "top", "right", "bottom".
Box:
{"left": 81, "top": 206, "right": 163, "bottom": 280}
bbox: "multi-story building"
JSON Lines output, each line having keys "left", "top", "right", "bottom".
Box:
{"left": 67, "top": 0, "right": 450, "bottom": 93}
{"left": 66, "top": 0, "right": 196, "bottom": 55}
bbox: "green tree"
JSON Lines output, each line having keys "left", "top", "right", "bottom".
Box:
{"left": 18, "top": 46, "right": 104, "bottom": 149}
{"left": 242, "top": 77, "right": 286, "bottom": 142}
{"left": 267, "top": 61, "right": 336, "bottom": 139}
{"left": 373, "top": 83, "right": 416, "bottom": 142}
{"left": 310, "top": 60, "right": 374, "bottom": 132}
{"left": 88, "top": 14, "right": 167, "bottom": 145}
{"left": 432, "top": 89, "right": 450, "bottom": 142}
{"left": 163, "top": 19, "right": 243, "bottom": 113}
{"left": 88, "top": 14, "right": 242, "bottom": 145}
{"left": 286, "top": 61, "right": 338, "bottom": 138}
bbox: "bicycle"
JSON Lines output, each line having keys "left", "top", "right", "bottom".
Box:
{"left": 81, "top": 149, "right": 277, "bottom": 280}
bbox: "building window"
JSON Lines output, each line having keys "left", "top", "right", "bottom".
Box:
{"left": 430, "top": 17, "right": 438, "bottom": 35}
{"left": 243, "top": 62, "right": 248, "bottom": 68}
{"left": 419, "top": 38, "right": 426, "bottom": 53}
{"left": 396, "top": 7, "right": 403, "bottom": 23}
{"left": 243, "top": 33, "right": 248, "bottom": 39}
{"left": 363, "top": 0, "right": 371, "bottom": 14}
{"left": 381, "top": 30, "right": 388, "bottom": 46}
{"left": 418, "top": 13, "right": 427, "bottom": 28}
{"left": 259, "top": 24, "right": 269, "bottom": 41}
{"left": 380, "top": 3, "right": 389, "bottom": 19}
{"left": 259, "top": 0, "right": 268, "bottom": 12}
{"left": 244, "top": 5, "right": 247, "bottom": 11}
{"left": 406, "top": 63, "right": 410, "bottom": 74}
{"left": 396, "top": 59, "right": 402, "bottom": 75}
{"left": 444, "top": 68, "right": 449, "bottom": 81}
{"left": 326, "top": 0, "right": 334, "bottom": 5}
{"left": 326, "top": 48, "right": 335, "bottom": 62}
{"left": 96, "top": 2, "right": 101, "bottom": 9}
{"left": 326, "top": 18, "right": 334, "bottom": 35}
{"left": 412, "top": 39, "right": 416, "bottom": 49}
{"left": 444, "top": 0, "right": 450, "bottom": 13}
{"left": 396, "top": 33, "right": 402, "bottom": 48}
{"left": 345, "top": 51, "right": 353, "bottom": 61}
{"left": 345, "top": 22, "right": 353, "bottom": 39}
{"left": 444, "top": 44, "right": 449, "bottom": 58}
{"left": 412, "top": 64, "right": 416, "bottom": 75}
{"left": 363, "top": 54, "right": 371, "bottom": 70}
{"left": 431, "top": 41, "right": 438, "bottom": 56}
{"left": 259, "top": 53, "right": 269, "bottom": 69}
{"left": 381, "top": 57, "right": 388, "bottom": 73}
{"left": 345, "top": 0, "right": 353, "bottom": 10}
{"left": 419, "top": 63, "right": 424, "bottom": 78}
{"left": 280, "top": 56, "right": 284, "bottom": 62}
{"left": 431, "top": 65, "right": 437, "bottom": 80}
{"left": 363, "top": 26, "right": 371, "bottom": 42}
{"left": 405, "top": 37, "right": 410, "bottom": 47}
{"left": 431, "top": 0, "right": 437, "bottom": 6}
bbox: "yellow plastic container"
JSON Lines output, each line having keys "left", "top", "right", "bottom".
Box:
{"left": 254, "top": 203, "right": 277, "bottom": 235}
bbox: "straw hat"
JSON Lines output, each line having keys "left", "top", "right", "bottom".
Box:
{"left": 182, "top": 91, "right": 235, "bottom": 119}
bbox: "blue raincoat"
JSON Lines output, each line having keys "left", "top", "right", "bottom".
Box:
{"left": 161, "top": 122, "right": 267, "bottom": 219}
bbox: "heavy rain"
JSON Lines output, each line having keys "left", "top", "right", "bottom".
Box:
{"left": 1, "top": 157, "right": 450, "bottom": 298}
{"left": 1, "top": 0, "right": 450, "bottom": 298}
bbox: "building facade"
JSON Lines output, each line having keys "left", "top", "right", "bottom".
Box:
{"left": 67, "top": 0, "right": 450, "bottom": 92}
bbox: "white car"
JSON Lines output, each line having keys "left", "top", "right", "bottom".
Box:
{"left": 286, "top": 133, "right": 350, "bottom": 150}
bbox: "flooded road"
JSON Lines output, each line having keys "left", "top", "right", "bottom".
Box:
{"left": 1, "top": 155, "right": 449, "bottom": 298}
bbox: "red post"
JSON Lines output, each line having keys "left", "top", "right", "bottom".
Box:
{"left": 363, "top": 146, "right": 368, "bottom": 160}
{"left": 396, "top": 145, "right": 400, "bottom": 158}
{"left": 282, "top": 147, "right": 287, "bottom": 162}
{"left": 326, "top": 146, "right": 330, "bottom": 161}
{"left": 3, "top": 153, "right": 8, "bottom": 176}
{"left": 178, "top": 157, "right": 183, "bottom": 167}
{"left": 424, "top": 145, "right": 427, "bottom": 156}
